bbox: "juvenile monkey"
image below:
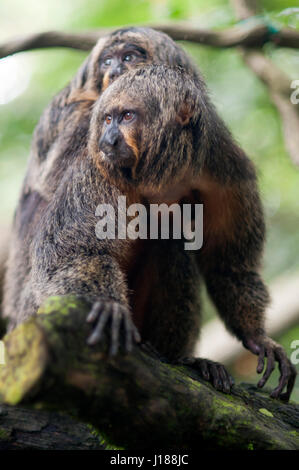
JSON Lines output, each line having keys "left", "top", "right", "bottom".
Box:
{"left": 4, "top": 66, "right": 296, "bottom": 400}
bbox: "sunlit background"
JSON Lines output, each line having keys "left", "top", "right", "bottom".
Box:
{"left": 0, "top": 0, "right": 299, "bottom": 401}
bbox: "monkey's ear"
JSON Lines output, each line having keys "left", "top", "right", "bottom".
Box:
{"left": 175, "top": 103, "right": 194, "bottom": 127}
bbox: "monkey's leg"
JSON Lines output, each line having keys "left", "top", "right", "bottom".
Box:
{"left": 197, "top": 172, "right": 297, "bottom": 401}
{"left": 139, "top": 240, "right": 233, "bottom": 393}
{"left": 139, "top": 240, "right": 200, "bottom": 359}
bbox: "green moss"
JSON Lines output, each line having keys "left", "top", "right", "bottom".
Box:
{"left": 0, "top": 321, "right": 47, "bottom": 405}
{"left": 248, "top": 443, "right": 254, "bottom": 450}
{"left": 86, "top": 423, "right": 124, "bottom": 450}
{"left": 258, "top": 408, "right": 274, "bottom": 418}
{"left": 37, "top": 296, "right": 79, "bottom": 316}
{"left": 165, "top": 364, "right": 202, "bottom": 392}
{"left": 0, "top": 428, "right": 11, "bottom": 440}
{"left": 5, "top": 385, "right": 23, "bottom": 405}
{"left": 212, "top": 395, "right": 246, "bottom": 415}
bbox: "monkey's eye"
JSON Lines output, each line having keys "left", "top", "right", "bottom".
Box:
{"left": 122, "top": 111, "right": 135, "bottom": 122}
{"left": 123, "top": 54, "right": 134, "bottom": 63}
{"left": 105, "top": 115, "right": 112, "bottom": 125}
{"left": 103, "top": 57, "right": 112, "bottom": 66}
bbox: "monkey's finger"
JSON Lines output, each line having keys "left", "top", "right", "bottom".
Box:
{"left": 122, "top": 306, "right": 141, "bottom": 344}
{"left": 110, "top": 305, "right": 121, "bottom": 356}
{"left": 87, "top": 306, "right": 110, "bottom": 345}
{"left": 86, "top": 301, "right": 102, "bottom": 323}
{"left": 197, "top": 359, "right": 210, "bottom": 382}
{"left": 270, "top": 348, "right": 289, "bottom": 398}
{"left": 257, "top": 347, "right": 275, "bottom": 388}
{"left": 123, "top": 310, "right": 141, "bottom": 352}
{"left": 222, "top": 366, "right": 234, "bottom": 390}
{"left": 209, "top": 363, "right": 222, "bottom": 391}
{"left": 218, "top": 366, "right": 233, "bottom": 394}
{"left": 279, "top": 363, "right": 297, "bottom": 402}
{"left": 256, "top": 345, "right": 265, "bottom": 374}
{"left": 132, "top": 324, "right": 141, "bottom": 344}
{"left": 271, "top": 350, "right": 296, "bottom": 400}
{"left": 123, "top": 313, "right": 133, "bottom": 353}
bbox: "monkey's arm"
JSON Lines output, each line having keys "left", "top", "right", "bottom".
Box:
{"left": 31, "top": 87, "right": 73, "bottom": 162}
{"left": 27, "top": 90, "right": 99, "bottom": 204}
{"left": 31, "top": 73, "right": 99, "bottom": 164}
{"left": 197, "top": 164, "right": 296, "bottom": 401}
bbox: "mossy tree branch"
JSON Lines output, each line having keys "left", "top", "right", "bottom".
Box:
{"left": 0, "top": 296, "right": 298, "bottom": 450}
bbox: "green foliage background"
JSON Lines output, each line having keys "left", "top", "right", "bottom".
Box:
{"left": 0, "top": 0, "right": 298, "bottom": 401}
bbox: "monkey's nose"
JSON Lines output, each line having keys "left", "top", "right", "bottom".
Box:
{"left": 101, "top": 133, "right": 118, "bottom": 147}
{"left": 99, "top": 133, "right": 119, "bottom": 157}
{"left": 109, "top": 65, "right": 123, "bottom": 81}
{"left": 99, "top": 141, "right": 117, "bottom": 156}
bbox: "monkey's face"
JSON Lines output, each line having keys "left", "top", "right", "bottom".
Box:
{"left": 97, "top": 104, "right": 141, "bottom": 174}
{"left": 89, "top": 66, "right": 201, "bottom": 191}
{"left": 98, "top": 43, "right": 149, "bottom": 91}
{"left": 84, "top": 27, "right": 200, "bottom": 95}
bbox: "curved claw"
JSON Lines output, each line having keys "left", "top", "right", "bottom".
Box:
{"left": 87, "top": 302, "right": 110, "bottom": 345}
{"left": 86, "top": 300, "right": 141, "bottom": 355}
{"left": 270, "top": 349, "right": 297, "bottom": 402}
{"left": 256, "top": 345, "right": 265, "bottom": 374}
{"left": 178, "top": 357, "right": 234, "bottom": 394}
{"left": 244, "top": 335, "right": 297, "bottom": 402}
{"left": 257, "top": 345, "right": 275, "bottom": 388}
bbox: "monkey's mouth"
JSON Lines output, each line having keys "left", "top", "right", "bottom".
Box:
{"left": 100, "top": 150, "right": 136, "bottom": 170}
{"left": 120, "top": 167, "right": 133, "bottom": 180}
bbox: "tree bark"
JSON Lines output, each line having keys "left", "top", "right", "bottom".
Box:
{"left": 0, "top": 296, "right": 298, "bottom": 450}
{"left": 0, "top": 404, "right": 105, "bottom": 450}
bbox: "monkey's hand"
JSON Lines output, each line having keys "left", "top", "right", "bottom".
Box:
{"left": 86, "top": 300, "right": 141, "bottom": 355}
{"left": 178, "top": 357, "right": 234, "bottom": 394}
{"left": 242, "top": 334, "right": 297, "bottom": 402}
